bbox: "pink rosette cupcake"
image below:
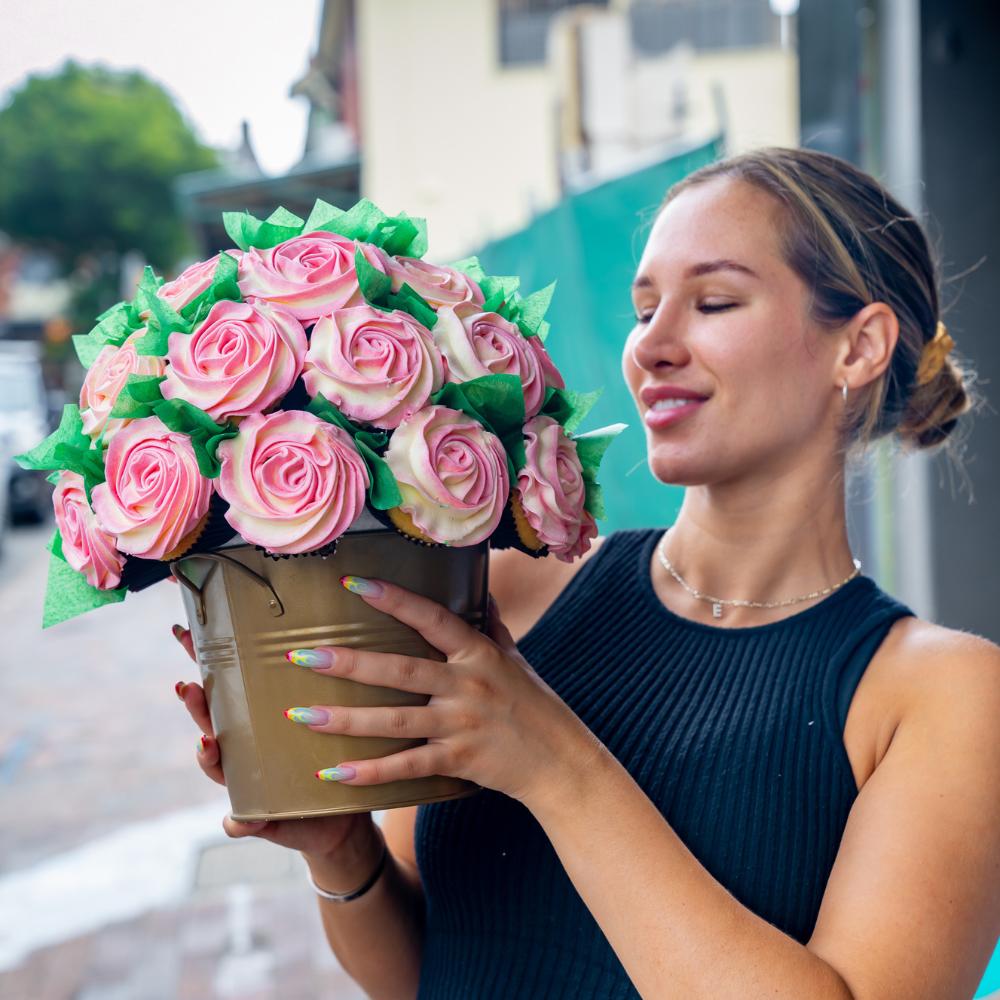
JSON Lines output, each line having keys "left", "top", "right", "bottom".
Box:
{"left": 157, "top": 251, "right": 244, "bottom": 313}
{"left": 52, "top": 471, "right": 125, "bottom": 589}
{"left": 432, "top": 302, "right": 564, "bottom": 417}
{"left": 79, "top": 329, "right": 166, "bottom": 442}
{"left": 214, "top": 410, "right": 370, "bottom": 555}
{"left": 383, "top": 404, "right": 510, "bottom": 547}
{"left": 382, "top": 255, "right": 485, "bottom": 309}
{"left": 303, "top": 304, "right": 445, "bottom": 430}
{"left": 513, "top": 415, "right": 598, "bottom": 562}
{"left": 160, "top": 299, "right": 307, "bottom": 422}
{"left": 90, "top": 416, "right": 212, "bottom": 561}
{"left": 237, "top": 231, "right": 387, "bottom": 324}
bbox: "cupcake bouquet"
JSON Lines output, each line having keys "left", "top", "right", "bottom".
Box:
{"left": 18, "top": 198, "right": 625, "bottom": 628}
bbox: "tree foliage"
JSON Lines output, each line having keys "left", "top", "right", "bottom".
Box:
{"left": 0, "top": 61, "right": 217, "bottom": 272}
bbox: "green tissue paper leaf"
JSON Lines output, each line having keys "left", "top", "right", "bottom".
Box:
{"left": 306, "top": 395, "right": 402, "bottom": 509}
{"left": 515, "top": 281, "right": 556, "bottom": 337}
{"left": 479, "top": 274, "right": 520, "bottom": 306}
{"left": 253, "top": 207, "right": 305, "bottom": 249}
{"left": 384, "top": 284, "right": 437, "bottom": 330}
{"left": 571, "top": 422, "right": 628, "bottom": 519}
{"left": 541, "top": 386, "right": 603, "bottom": 435}
{"left": 42, "top": 550, "right": 126, "bottom": 629}
{"left": 223, "top": 210, "right": 264, "bottom": 251}
{"left": 49, "top": 528, "right": 65, "bottom": 561}
{"left": 151, "top": 398, "right": 236, "bottom": 478}
{"left": 132, "top": 266, "right": 189, "bottom": 356}
{"left": 108, "top": 374, "right": 166, "bottom": 420}
{"left": 182, "top": 252, "right": 243, "bottom": 322}
{"left": 72, "top": 301, "right": 137, "bottom": 368}
{"left": 448, "top": 256, "right": 487, "bottom": 283}
{"left": 15, "top": 404, "right": 89, "bottom": 471}
{"left": 355, "top": 247, "right": 392, "bottom": 302}
{"left": 303, "top": 198, "right": 344, "bottom": 233}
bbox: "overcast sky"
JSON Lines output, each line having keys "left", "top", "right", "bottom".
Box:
{"left": 0, "top": 0, "right": 323, "bottom": 175}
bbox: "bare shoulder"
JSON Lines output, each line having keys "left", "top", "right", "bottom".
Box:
{"left": 489, "top": 535, "right": 609, "bottom": 643}
{"left": 809, "top": 618, "right": 1000, "bottom": 998}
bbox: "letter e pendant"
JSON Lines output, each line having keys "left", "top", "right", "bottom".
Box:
{"left": 712, "top": 602, "right": 722, "bottom": 619}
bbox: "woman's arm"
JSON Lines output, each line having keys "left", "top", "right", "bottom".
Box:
{"left": 304, "top": 819, "right": 426, "bottom": 1000}
{"left": 523, "top": 623, "right": 1000, "bottom": 1000}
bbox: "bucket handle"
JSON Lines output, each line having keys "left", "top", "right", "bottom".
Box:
{"left": 170, "top": 552, "right": 285, "bottom": 624}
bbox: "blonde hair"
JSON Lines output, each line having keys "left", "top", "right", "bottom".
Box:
{"left": 659, "top": 146, "right": 980, "bottom": 456}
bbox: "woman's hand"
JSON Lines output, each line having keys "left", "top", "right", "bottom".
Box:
{"left": 284, "top": 575, "right": 601, "bottom": 809}
{"left": 171, "top": 625, "right": 376, "bottom": 866}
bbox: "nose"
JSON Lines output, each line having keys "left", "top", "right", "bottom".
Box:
{"left": 626, "top": 309, "right": 690, "bottom": 373}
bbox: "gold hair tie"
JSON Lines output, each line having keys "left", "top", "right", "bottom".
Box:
{"left": 915, "top": 321, "right": 955, "bottom": 386}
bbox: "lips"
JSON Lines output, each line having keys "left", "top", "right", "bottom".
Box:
{"left": 639, "top": 385, "right": 710, "bottom": 406}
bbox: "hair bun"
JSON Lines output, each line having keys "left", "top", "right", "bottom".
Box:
{"left": 897, "top": 353, "right": 972, "bottom": 449}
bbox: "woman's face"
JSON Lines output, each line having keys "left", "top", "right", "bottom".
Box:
{"left": 622, "top": 177, "right": 841, "bottom": 488}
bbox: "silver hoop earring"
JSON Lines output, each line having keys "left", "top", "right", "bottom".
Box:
{"left": 841, "top": 382, "right": 848, "bottom": 402}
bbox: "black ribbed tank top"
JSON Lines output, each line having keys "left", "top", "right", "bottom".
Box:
{"left": 414, "top": 527, "right": 915, "bottom": 999}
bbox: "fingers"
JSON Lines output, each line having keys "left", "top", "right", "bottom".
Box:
{"left": 297, "top": 645, "right": 453, "bottom": 696}
{"left": 339, "top": 576, "right": 476, "bottom": 659}
{"left": 194, "top": 733, "right": 227, "bottom": 786}
{"left": 326, "top": 742, "right": 455, "bottom": 787}
{"left": 175, "top": 680, "right": 214, "bottom": 737}
{"left": 286, "top": 703, "right": 446, "bottom": 740}
{"left": 222, "top": 813, "right": 270, "bottom": 839}
{"left": 485, "top": 593, "right": 518, "bottom": 652}
{"left": 171, "top": 624, "right": 196, "bottom": 662}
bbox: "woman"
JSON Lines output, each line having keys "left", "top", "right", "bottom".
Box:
{"left": 174, "top": 147, "right": 1000, "bottom": 999}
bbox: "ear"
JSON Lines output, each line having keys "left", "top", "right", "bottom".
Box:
{"left": 837, "top": 302, "right": 899, "bottom": 392}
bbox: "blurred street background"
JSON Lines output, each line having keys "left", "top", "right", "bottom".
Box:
{"left": 0, "top": 0, "right": 997, "bottom": 997}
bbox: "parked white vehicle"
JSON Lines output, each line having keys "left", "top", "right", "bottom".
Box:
{"left": 0, "top": 342, "right": 52, "bottom": 524}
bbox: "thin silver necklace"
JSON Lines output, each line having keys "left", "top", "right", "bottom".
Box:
{"left": 656, "top": 530, "right": 862, "bottom": 620}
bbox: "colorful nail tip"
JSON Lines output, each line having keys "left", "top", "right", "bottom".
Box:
{"left": 340, "top": 575, "right": 382, "bottom": 597}
{"left": 175, "top": 681, "right": 187, "bottom": 700}
{"left": 315, "top": 765, "right": 357, "bottom": 782}
{"left": 171, "top": 624, "right": 185, "bottom": 639}
{"left": 284, "top": 707, "right": 329, "bottom": 725}
{"left": 286, "top": 649, "right": 330, "bottom": 668}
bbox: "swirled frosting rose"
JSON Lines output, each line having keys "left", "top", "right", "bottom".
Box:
{"left": 516, "top": 415, "right": 597, "bottom": 562}
{"left": 237, "top": 232, "right": 386, "bottom": 323}
{"left": 157, "top": 252, "right": 243, "bottom": 313}
{"left": 382, "top": 256, "right": 485, "bottom": 309}
{"left": 214, "top": 410, "right": 369, "bottom": 554}
{"left": 90, "top": 416, "right": 212, "bottom": 560}
{"left": 160, "top": 299, "right": 307, "bottom": 421}
{"left": 384, "top": 404, "right": 510, "bottom": 546}
{"left": 52, "top": 471, "right": 125, "bottom": 589}
{"left": 79, "top": 329, "right": 166, "bottom": 442}
{"left": 303, "top": 304, "right": 445, "bottom": 429}
{"left": 432, "top": 303, "right": 565, "bottom": 417}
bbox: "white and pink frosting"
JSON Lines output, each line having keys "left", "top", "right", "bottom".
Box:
{"left": 432, "top": 303, "right": 564, "bottom": 417}
{"left": 214, "top": 410, "right": 369, "bottom": 554}
{"left": 384, "top": 404, "right": 510, "bottom": 546}
{"left": 382, "top": 256, "right": 485, "bottom": 309}
{"left": 52, "top": 471, "right": 125, "bottom": 590}
{"left": 157, "top": 251, "right": 243, "bottom": 313}
{"left": 303, "top": 304, "right": 445, "bottom": 430}
{"left": 90, "top": 416, "right": 212, "bottom": 560}
{"left": 79, "top": 329, "right": 166, "bottom": 442}
{"left": 237, "top": 231, "right": 386, "bottom": 323}
{"left": 160, "top": 299, "right": 307, "bottom": 422}
{"left": 516, "top": 415, "right": 597, "bottom": 562}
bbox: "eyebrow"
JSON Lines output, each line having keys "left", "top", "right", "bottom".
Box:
{"left": 631, "top": 259, "right": 761, "bottom": 289}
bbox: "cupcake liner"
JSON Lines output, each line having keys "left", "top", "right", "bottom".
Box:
{"left": 254, "top": 538, "right": 340, "bottom": 561}
{"left": 386, "top": 505, "right": 447, "bottom": 548}
{"left": 490, "top": 491, "right": 549, "bottom": 559}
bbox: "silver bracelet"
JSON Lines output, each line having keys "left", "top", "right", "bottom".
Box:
{"left": 308, "top": 826, "right": 388, "bottom": 903}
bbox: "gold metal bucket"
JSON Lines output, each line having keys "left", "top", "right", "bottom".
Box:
{"left": 170, "top": 518, "right": 485, "bottom": 821}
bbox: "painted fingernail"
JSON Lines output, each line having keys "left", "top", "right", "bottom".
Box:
{"left": 172, "top": 624, "right": 187, "bottom": 642}
{"left": 284, "top": 707, "right": 330, "bottom": 725}
{"left": 175, "top": 681, "right": 188, "bottom": 701}
{"left": 286, "top": 648, "right": 334, "bottom": 668}
{"left": 315, "top": 765, "right": 357, "bottom": 782}
{"left": 340, "top": 575, "right": 383, "bottom": 598}
{"left": 196, "top": 735, "right": 210, "bottom": 754}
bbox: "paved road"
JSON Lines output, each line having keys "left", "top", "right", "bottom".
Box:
{"left": 0, "top": 524, "right": 367, "bottom": 999}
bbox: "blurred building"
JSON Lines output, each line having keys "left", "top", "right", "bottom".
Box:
{"left": 799, "top": 0, "right": 1000, "bottom": 652}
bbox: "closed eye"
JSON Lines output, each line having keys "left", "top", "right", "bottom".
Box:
{"left": 634, "top": 303, "right": 738, "bottom": 323}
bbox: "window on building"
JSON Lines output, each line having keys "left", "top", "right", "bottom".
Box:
{"left": 498, "top": 0, "right": 609, "bottom": 65}
{"left": 629, "top": 0, "right": 781, "bottom": 55}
